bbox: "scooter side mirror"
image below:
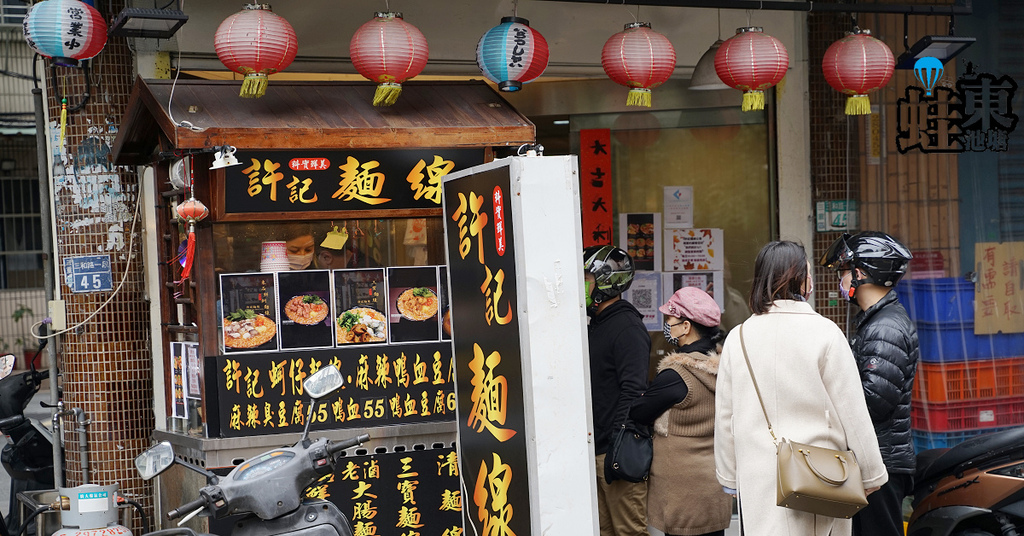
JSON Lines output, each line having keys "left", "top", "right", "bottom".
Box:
{"left": 136, "top": 441, "right": 176, "bottom": 480}
{"left": 0, "top": 354, "right": 15, "bottom": 380}
{"left": 303, "top": 366, "right": 344, "bottom": 400}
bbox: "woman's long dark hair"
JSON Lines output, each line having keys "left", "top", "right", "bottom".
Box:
{"left": 748, "top": 241, "right": 809, "bottom": 314}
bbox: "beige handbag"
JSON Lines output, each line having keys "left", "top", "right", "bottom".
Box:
{"left": 738, "top": 325, "right": 869, "bottom": 518}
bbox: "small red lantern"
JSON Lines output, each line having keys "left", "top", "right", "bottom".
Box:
{"left": 602, "top": 22, "right": 676, "bottom": 107}
{"left": 175, "top": 197, "right": 209, "bottom": 281}
{"left": 715, "top": 27, "right": 789, "bottom": 112}
{"left": 822, "top": 29, "right": 894, "bottom": 115}
{"left": 350, "top": 12, "right": 429, "bottom": 106}
{"left": 214, "top": 4, "right": 298, "bottom": 98}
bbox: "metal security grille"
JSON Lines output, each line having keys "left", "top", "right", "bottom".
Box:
{"left": 45, "top": 20, "right": 155, "bottom": 524}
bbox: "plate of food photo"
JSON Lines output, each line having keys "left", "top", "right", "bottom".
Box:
{"left": 397, "top": 287, "right": 439, "bottom": 321}
{"left": 224, "top": 309, "right": 277, "bottom": 349}
{"left": 336, "top": 307, "right": 387, "bottom": 344}
{"left": 284, "top": 295, "right": 329, "bottom": 325}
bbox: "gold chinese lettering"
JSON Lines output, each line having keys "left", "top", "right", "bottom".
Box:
{"left": 286, "top": 176, "right": 319, "bottom": 204}
{"left": 245, "top": 367, "right": 264, "bottom": 399}
{"left": 468, "top": 344, "right": 516, "bottom": 441}
{"left": 480, "top": 266, "right": 514, "bottom": 326}
{"left": 332, "top": 156, "right": 390, "bottom": 205}
{"left": 473, "top": 453, "right": 516, "bottom": 536}
{"left": 450, "top": 192, "right": 489, "bottom": 264}
{"left": 406, "top": 155, "right": 453, "bottom": 204}
{"left": 223, "top": 360, "right": 242, "bottom": 393}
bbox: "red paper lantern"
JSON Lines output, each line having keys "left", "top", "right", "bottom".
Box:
{"left": 350, "top": 12, "right": 429, "bottom": 107}
{"left": 601, "top": 22, "right": 676, "bottom": 108}
{"left": 822, "top": 29, "right": 894, "bottom": 115}
{"left": 175, "top": 197, "right": 208, "bottom": 281}
{"left": 214, "top": 4, "right": 298, "bottom": 98}
{"left": 715, "top": 27, "right": 789, "bottom": 112}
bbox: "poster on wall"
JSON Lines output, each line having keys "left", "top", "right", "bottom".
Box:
{"left": 662, "top": 271, "right": 725, "bottom": 312}
{"left": 975, "top": 241, "right": 1024, "bottom": 335}
{"left": 663, "top": 186, "right": 694, "bottom": 229}
{"left": 185, "top": 342, "right": 201, "bottom": 401}
{"left": 664, "top": 228, "right": 724, "bottom": 272}
{"left": 333, "top": 268, "right": 388, "bottom": 346}
{"left": 220, "top": 273, "right": 279, "bottom": 353}
{"left": 170, "top": 342, "right": 187, "bottom": 419}
{"left": 619, "top": 213, "right": 661, "bottom": 272}
{"left": 278, "top": 270, "right": 334, "bottom": 350}
{"left": 623, "top": 271, "right": 662, "bottom": 331}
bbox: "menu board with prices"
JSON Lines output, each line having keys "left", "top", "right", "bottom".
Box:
{"left": 212, "top": 344, "right": 456, "bottom": 438}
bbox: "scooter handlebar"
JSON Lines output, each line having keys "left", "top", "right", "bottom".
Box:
{"left": 327, "top": 434, "right": 370, "bottom": 456}
{"left": 0, "top": 415, "right": 25, "bottom": 429}
{"left": 167, "top": 497, "right": 208, "bottom": 520}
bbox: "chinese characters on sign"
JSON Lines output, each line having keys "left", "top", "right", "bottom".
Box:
{"left": 974, "top": 242, "right": 1024, "bottom": 335}
{"left": 214, "top": 344, "right": 456, "bottom": 438}
{"left": 579, "top": 129, "right": 613, "bottom": 247}
{"left": 897, "top": 63, "right": 1019, "bottom": 154}
{"left": 444, "top": 166, "right": 531, "bottom": 536}
{"left": 224, "top": 150, "right": 484, "bottom": 214}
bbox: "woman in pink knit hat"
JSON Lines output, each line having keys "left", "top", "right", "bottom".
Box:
{"left": 629, "top": 286, "right": 731, "bottom": 536}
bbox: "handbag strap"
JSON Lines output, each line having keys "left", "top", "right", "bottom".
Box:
{"left": 737, "top": 324, "right": 778, "bottom": 444}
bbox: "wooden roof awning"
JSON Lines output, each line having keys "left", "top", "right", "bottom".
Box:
{"left": 111, "top": 78, "right": 537, "bottom": 165}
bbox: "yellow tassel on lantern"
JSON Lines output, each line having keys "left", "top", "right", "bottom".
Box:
{"left": 240, "top": 73, "right": 269, "bottom": 98}
{"left": 741, "top": 90, "right": 766, "bottom": 112}
{"left": 626, "top": 88, "right": 652, "bottom": 107}
{"left": 373, "top": 82, "right": 403, "bottom": 106}
{"left": 59, "top": 97, "right": 68, "bottom": 149}
{"left": 846, "top": 94, "right": 871, "bottom": 115}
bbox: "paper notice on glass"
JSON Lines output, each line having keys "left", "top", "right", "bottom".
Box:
{"left": 664, "top": 228, "right": 724, "bottom": 272}
{"left": 618, "top": 213, "right": 661, "bottom": 272}
{"left": 662, "top": 271, "right": 725, "bottom": 312}
{"left": 623, "top": 271, "right": 662, "bottom": 331}
{"left": 663, "top": 186, "right": 694, "bottom": 229}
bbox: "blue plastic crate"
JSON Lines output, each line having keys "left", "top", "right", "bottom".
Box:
{"left": 917, "top": 321, "right": 1024, "bottom": 362}
{"left": 912, "top": 426, "right": 1017, "bottom": 451}
{"left": 896, "top": 277, "right": 974, "bottom": 324}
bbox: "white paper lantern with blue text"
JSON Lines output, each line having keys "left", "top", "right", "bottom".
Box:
{"left": 23, "top": 0, "right": 107, "bottom": 67}
{"left": 476, "top": 16, "right": 549, "bottom": 92}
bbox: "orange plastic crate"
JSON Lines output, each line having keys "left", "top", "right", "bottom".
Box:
{"left": 912, "top": 357, "right": 1024, "bottom": 403}
{"left": 912, "top": 397, "right": 1024, "bottom": 431}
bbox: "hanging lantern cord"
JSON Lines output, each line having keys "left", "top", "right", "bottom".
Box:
{"left": 49, "top": 62, "right": 92, "bottom": 113}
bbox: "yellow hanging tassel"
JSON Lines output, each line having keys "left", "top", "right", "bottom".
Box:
{"left": 741, "top": 90, "right": 766, "bottom": 112}
{"left": 373, "top": 82, "right": 403, "bottom": 106}
{"left": 240, "top": 73, "right": 269, "bottom": 98}
{"left": 845, "top": 94, "right": 871, "bottom": 115}
{"left": 626, "top": 88, "right": 652, "bottom": 107}
{"left": 59, "top": 97, "right": 68, "bottom": 150}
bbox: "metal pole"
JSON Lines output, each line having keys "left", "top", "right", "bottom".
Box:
{"left": 33, "top": 87, "right": 62, "bottom": 489}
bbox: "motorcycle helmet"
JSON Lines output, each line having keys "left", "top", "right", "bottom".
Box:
{"left": 820, "top": 231, "right": 913, "bottom": 288}
{"left": 583, "top": 245, "right": 635, "bottom": 307}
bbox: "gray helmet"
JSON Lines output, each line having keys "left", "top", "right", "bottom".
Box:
{"left": 821, "top": 231, "right": 912, "bottom": 287}
{"left": 583, "top": 245, "right": 635, "bottom": 304}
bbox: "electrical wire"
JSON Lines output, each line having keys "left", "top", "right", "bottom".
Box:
{"left": 165, "top": 0, "right": 204, "bottom": 133}
{"left": 29, "top": 183, "right": 144, "bottom": 341}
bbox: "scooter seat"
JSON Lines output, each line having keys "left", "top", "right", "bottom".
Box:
{"left": 916, "top": 426, "right": 1024, "bottom": 485}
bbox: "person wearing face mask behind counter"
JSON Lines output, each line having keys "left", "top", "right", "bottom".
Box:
{"left": 629, "top": 287, "right": 731, "bottom": 536}
{"left": 283, "top": 224, "right": 316, "bottom": 270}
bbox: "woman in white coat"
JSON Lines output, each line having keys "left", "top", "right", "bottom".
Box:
{"left": 714, "top": 241, "right": 888, "bottom": 536}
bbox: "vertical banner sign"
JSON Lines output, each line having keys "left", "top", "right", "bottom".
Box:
{"left": 170, "top": 343, "right": 187, "bottom": 419}
{"left": 579, "top": 129, "right": 613, "bottom": 247}
{"left": 444, "top": 167, "right": 531, "bottom": 536}
{"left": 975, "top": 242, "right": 1024, "bottom": 335}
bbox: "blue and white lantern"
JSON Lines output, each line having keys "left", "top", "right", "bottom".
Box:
{"left": 476, "top": 16, "right": 549, "bottom": 92}
{"left": 23, "top": 0, "right": 108, "bottom": 67}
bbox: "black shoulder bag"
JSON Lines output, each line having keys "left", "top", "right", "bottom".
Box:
{"left": 604, "top": 400, "right": 653, "bottom": 484}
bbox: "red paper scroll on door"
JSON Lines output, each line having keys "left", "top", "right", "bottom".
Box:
{"left": 579, "top": 129, "right": 613, "bottom": 247}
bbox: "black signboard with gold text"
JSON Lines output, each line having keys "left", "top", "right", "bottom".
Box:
{"left": 213, "top": 344, "right": 456, "bottom": 438}
{"left": 225, "top": 149, "right": 485, "bottom": 214}
{"left": 443, "top": 165, "right": 531, "bottom": 536}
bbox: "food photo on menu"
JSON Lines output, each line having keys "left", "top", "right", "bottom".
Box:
{"left": 220, "top": 273, "right": 279, "bottom": 352}
{"left": 333, "top": 268, "right": 388, "bottom": 345}
{"left": 387, "top": 266, "right": 441, "bottom": 343}
{"left": 277, "top": 270, "right": 333, "bottom": 350}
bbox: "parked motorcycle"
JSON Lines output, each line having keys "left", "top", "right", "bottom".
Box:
{"left": 136, "top": 365, "right": 369, "bottom": 536}
{"left": 908, "top": 426, "right": 1024, "bottom": 536}
{"left": 0, "top": 353, "right": 54, "bottom": 535}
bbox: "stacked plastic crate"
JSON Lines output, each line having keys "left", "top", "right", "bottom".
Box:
{"left": 897, "top": 278, "right": 1024, "bottom": 451}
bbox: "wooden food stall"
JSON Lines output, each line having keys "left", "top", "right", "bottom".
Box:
{"left": 111, "top": 78, "right": 535, "bottom": 532}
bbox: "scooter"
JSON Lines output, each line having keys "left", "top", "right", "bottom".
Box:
{"left": 136, "top": 365, "right": 369, "bottom": 536}
{"left": 0, "top": 353, "right": 54, "bottom": 535}
{"left": 908, "top": 426, "right": 1024, "bottom": 536}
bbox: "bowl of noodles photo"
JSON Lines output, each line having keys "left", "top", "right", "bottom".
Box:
{"left": 284, "top": 295, "right": 329, "bottom": 325}
{"left": 336, "top": 307, "right": 387, "bottom": 344}
{"left": 397, "top": 287, "right": 439, "bottom": 321}
{"left": 224, "top": 309, "right": 277, "bottom": 349}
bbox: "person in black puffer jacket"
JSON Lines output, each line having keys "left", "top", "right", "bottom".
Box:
{"left": 583, "top": 246, "right": 651, "bottom": 536}
{"left": 821, "top": 231, "right": 919, "bottom": 536}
